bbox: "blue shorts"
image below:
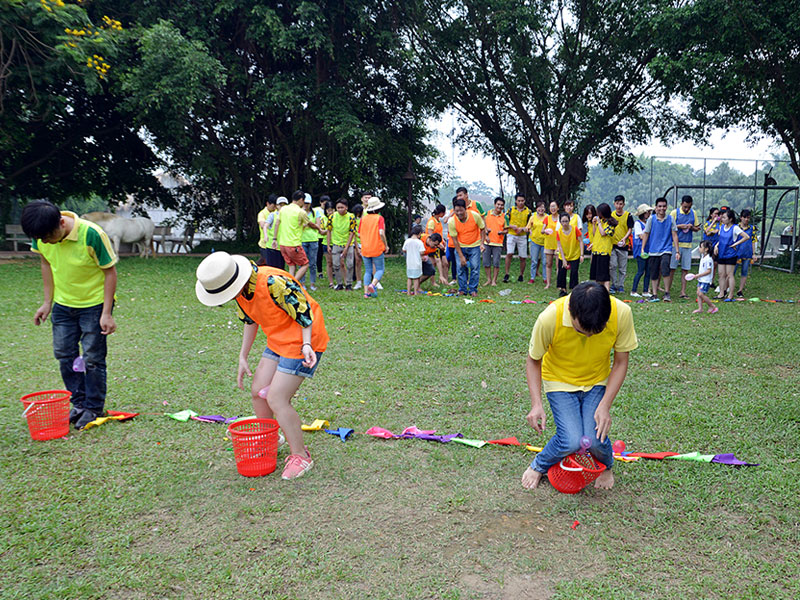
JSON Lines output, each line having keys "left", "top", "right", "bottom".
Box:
{"left": 697, "top": 282, "right": 710, "bottom": 294}
{"left": 740, "top": 258, "right": 751, "bottom": 277}
{"left": 262, "top": 347, "right": 323, "bottom": 378}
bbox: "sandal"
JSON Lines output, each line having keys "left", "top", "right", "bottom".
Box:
{"left": 679, "top": 294, "right": 689, "bottom": 299}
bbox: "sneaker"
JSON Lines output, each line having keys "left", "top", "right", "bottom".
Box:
{"left": 663, "top": 293, "right": 671, "bottom": 302}
{"left": 282, "top": 450, "right": 313, "bottom": 480}
{"left": 335, "top": 284, "right": 344, "bottom": 291}
{"left": 503, "top": 274, "right": 510, "bottom": 283}
{"left": 69, "top": 407, "right": 85, "bottom": 425}
{"left": 375, "top": 282, "right": 383, "bottom": 290}
{"left": 736, "top": 291, "right": 744, "bottom": 298}
{"left": 630, "top": 292, "right": 641, "bottom": 297}
{"left": 642, "top": 292, "right": 652, "bottom": 298}
{"left": 345, "top": 284, "right": 353, "bottom": 291}
{"left": 75, "top": 409, "right": 104, "bottom": 430}
{"left": 558, "top": 289, "right": 567, "bottom": 297}
{"left": 528, "top": 278, "right": 535, "bottom": 284}
{"left": 609, "top": 287, "right": 617, "bottom": 294}
{"left": 648, "top": 297, "right": 660, "bottom": 303}
{"left": 517, "top": 275, "right": 524, "bottom": 282}
{"left": 309, "top": 285, "right": 317, "bottom": 291}
{"left": 354, "top": 281, "right": 362, "bottom": 289}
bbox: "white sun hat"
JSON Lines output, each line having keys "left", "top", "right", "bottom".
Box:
{"left": 195, "top": 252, "right": 253, "bottom": 306}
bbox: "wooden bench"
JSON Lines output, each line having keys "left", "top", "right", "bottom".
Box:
{"left": 166, "top": 225, "right": 196, "bottom": 253}
{"left": 4, "top": 224, "right": 30, "bottom": 252}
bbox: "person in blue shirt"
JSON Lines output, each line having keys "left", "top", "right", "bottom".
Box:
{"left": 639, "top": 198, "right": 679, "bottom": 302}
{"left": 714, "top": 209, "right": 750, "bottom": 301}
{"left": 734, "top": 209, "right": 756, "bottom": 297}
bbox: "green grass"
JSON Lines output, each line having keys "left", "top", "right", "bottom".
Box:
{"left": 1, "top": 256, "right": 799, "bottom": 599}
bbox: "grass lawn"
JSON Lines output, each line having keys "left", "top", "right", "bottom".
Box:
{"left": 1, "top": 255, "right": 799, "bottom": 599}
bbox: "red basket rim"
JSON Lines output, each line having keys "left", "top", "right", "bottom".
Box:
{"left": 20, "top": 390, "right": 72, "bottom": 405}
{"left": 227, "top": 417, "right": 279, "bottom": 436}
{"left": 564, "top": 453, "right": 605, "bottom": 474}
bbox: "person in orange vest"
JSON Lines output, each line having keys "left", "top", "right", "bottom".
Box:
{"left": 195, "top": 252, "right": 329, "bottom": 481}
{"left": 521, "top": 282, "right": 638, "bottom": 491}
{"left": 358, "top": 196, "right": 390, "bottom": 297}
{"left": 448, "top": 197, "right": 486, "bottom": 296}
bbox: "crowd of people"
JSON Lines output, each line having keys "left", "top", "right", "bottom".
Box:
{"left": 255, "top": 187, "right": 757, "bottom": 303}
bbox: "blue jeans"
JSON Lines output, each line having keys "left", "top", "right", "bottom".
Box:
{"left": 300, "top": 241, "right": 319, "bottom": 284}
{"left": 631, "top": 255, "right": 650, "bottom": 293}
{"left": 530, "top": 385, "right": 613, "bottom": 474}
{"left": 446, "top": 246, "right": 457, "bottom": 281}
{"left": 51, "top": 303, "right": 108, "bottom": 415}
{"left": 529, "top": 241, "right": 545, "bottom": 280}
{"left": 362, "top": 254, "right": 385, "bottom": 290}
{"left": 457, "top": 246, "right": 481, "bottom": 294}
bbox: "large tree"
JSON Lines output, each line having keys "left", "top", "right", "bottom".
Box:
{"left": 404, "top": 0, "right": 689, "bottom": 205}
{"left": 113, "top": 0, "right": 440, "bottom": 239}
{"left": 0, "top": 0, "right": 168, "bottom": 226}
{"left": 657, "top": 0, "right": 800, "bottom": 181}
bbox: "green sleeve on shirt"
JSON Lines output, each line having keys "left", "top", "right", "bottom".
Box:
{"left": 85, "top": 226, "right": 116, "bottom": 267}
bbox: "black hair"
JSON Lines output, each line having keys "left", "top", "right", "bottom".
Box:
{"left": 707, "top": 206, "right": 719, "bottom": 219}
{"left": 568, "top": 282, "right": 612, "bottom": 335}
{"left": 597, "top": 203, "right": 618, "bottom": 228}
{"left": 324, "top": 201, "right": 335, "bottom": 211}
{"left": 681, "top": 194, "right": 693, "bottom": 204}
{"left": 320, "top": 194, "right": 331, "bottom": 204}
{"left": 433, "top": 204, "right": 446, "bottom": 216}
{"left": 515, "top": 193, "right": 525, "bottom": 201}
{"left": 429, "top": 232, "right": 442, "bottom": 244}
{"left": 494, "top": 196, "right": 505, "bottom": 204}
{"left": 267, "top": 193, "right": 278, "bottom": 205}
{"left": 699, "top": 240, "right": 713, "bottom": 254}
{"left": 614, "top": 195, "right": 625, "bottom": 204}
{"left": 558, "top": 212, "right": 570, "bottom": 222}
{"left": 582, "top": 204, "right": 596, "bottom": 222}
{"left": 21, "top": 200, "right": 62, "bottom": 239}
{"left": 455, "top": 186, "right": 468, "bottom": 195}
{"left": 412, "top": 214, "right": 421, "bottom": 221}
{"left": 352, "top": 204, "right": 364, "bottom": 217}
{"left": 722, "top": 208, "right": 737, "bottom": 223}
{"left": 740, "top": 208, "right": 752, "bottom": 218}
{"left": 655, "top": 197, "right": 668, "bottom": 207}
{"left": 453, "top": 198, "right": 466, "bottom": 209}
{"left": 335, "top": 198, "right": 349, "bottom": 208}
{"left": 410, "top": 224, "right": 423, "bottom": 236}
{"left": 536, "top": 200, "right": 546, "bottom": 209}
{"left": 292, "top": 190, "right": 304, "bottom": 202}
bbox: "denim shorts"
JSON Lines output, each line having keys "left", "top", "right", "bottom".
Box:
{"left": 262, "top": 347, "right": 322, "bottom": 378}
{"left": 697, "top": 282, "right": 710, "bottom": 294}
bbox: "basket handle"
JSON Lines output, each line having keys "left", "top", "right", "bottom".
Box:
{"left": 21, "top": 401, "right": 40, "bottom": 419}
{"left": 559, "top": 457, "right": 584, "bottom": 472}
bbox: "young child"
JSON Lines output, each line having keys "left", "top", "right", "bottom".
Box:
{"left": 21, "top": 200, "right": 118, "bottom": 430}
{"left": 195, "top": 252, "right": 329, "bottom": 480}
{"left": 403, "top": 224, "right": 426, "bottom": 295}
{"left": 688, "top": 240, "right": 717, "bottom": 314}
{"left": 483, "top": 197, "right": 507, "bottom": 286}
{"left": 555, "top": 212, "right": 584, "bottom": 296}
{"left": 589, "top": 203, "right": 617, "bottom": 291}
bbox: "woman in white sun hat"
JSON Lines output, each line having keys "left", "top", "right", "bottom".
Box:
{"left": 196, "top": 252, "right": 329, "bottom": 480}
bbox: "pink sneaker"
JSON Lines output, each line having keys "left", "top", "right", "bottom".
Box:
{"left": 708, "top": 307, "right": 719, "bottom": 314}
{"left": 282, "top": 450, "right": 313, "bottom": 480}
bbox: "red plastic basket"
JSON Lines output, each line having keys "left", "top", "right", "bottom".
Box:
{"left": 547, "top": 453, "right": 607, "bottom": 494}
{"left": 20, "top": 390, "right": 71, "bottom": 441}
{"left": 227, "top": 418, "right": 280, "bottom": 477}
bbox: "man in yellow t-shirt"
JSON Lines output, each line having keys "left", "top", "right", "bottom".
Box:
{"left": 503, "top": 193, "right": 532, "bottom": 283}
{"left": 23, "top": 200, "right": 118, "bottom": 430}
{"left": 521, "top": 282, "right": 638, "bottom": 491}
{"left": 257, "top": 194, "right": 283, "bottom": 268}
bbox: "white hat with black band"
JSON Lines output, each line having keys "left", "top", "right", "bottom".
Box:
{"left": 195, "top": 252, "right": 253, "bottom": 306}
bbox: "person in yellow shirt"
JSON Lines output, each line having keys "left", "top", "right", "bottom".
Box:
{"left": 22, "top": 200, "right": 118, "bottom": 430}
{"left": 542, "top": 200, "right": 560, "bottom": 289}
{"left": 609, "top": 195, "right": 634, "bottom": 294}
{"left": 525, "top": 201, "right": 547, "bottom": 283}
{"left": 555, "top": 212, "right": 584, "bottom": 295}
{"left": 521, "top": 282, "right": 638, "bottom": 491}
{"left": 257, "top": 194, "right": 281, "bottom": 267}
{"left": 503, "top": 193, "right": 532, "bottom": 283}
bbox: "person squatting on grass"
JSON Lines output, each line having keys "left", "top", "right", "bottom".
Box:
{"left": 522, "top": 281, "right": 638, "bottom": 491}
{"left": 22, "top": 200, "right": 118, "bottom": 430}
{"left": 195, "top": 252, "right": 329, "bottom": 481}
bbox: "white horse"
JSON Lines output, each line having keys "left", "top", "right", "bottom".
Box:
{"left": 82, "top": 213, "right": 155, "bottom": 257}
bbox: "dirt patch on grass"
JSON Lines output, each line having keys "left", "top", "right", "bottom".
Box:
{"left": 461, "top": 572, "right": 552, "bottom": 599}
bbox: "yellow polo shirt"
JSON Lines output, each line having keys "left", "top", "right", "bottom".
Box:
{"left": 31, "top": 212, "right": 117, "bottom": 308}
{"left": 528, "top": 295, "right": 638, "bottom": 392}
{"left": 257, "top": 207, "right": 272, "bottom": 249}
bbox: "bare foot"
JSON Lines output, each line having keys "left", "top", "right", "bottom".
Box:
{"left": 521, "top": 467, "right": 543, "bottom": 490}
{"left": 593, "top": 469, "right": 614, "bottom": 490}
{"left": 483, "top": 280, "right": 491, "bottom": 287}
{"left": 491, "top": 282, "right": 498, "bottom": 286}
{"left": 543, "top": 284, "right": 550, "bottom": 290}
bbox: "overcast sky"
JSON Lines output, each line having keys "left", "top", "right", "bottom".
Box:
{"left": 429, "top": 114, "right": 785, "bottom": 195}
